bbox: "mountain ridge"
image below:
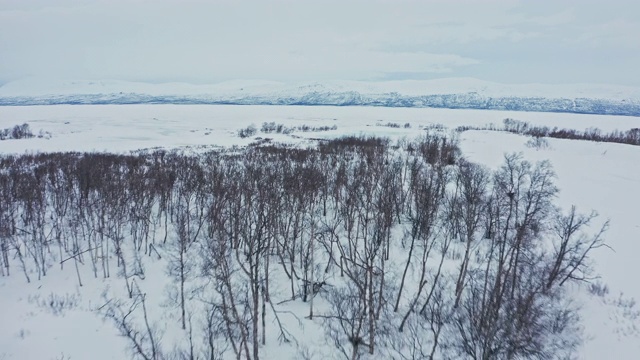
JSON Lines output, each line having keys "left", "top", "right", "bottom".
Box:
{"left": 1, "top": 78, "right": 639, "bottom": 116}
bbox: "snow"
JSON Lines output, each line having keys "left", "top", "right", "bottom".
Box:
{"left": 2, "top": 77, "right": 640, "bottom": 100}
{"left": 1, "top": 104, "right": 640, "bottom": 359}
{"left": 2, "top": 78, "right": 640, "bottom": 116}
{"left": 0, "top": 265, "right": 130, "bottom": 359}
{"left": 0, "top": 104, "right": 638, "bottom": 154}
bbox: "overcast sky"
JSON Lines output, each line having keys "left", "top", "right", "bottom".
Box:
{"left": 1, "top": 0, "right": 638, "bottom": 86}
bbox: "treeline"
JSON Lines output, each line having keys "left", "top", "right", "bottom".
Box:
{"left": 457, "top": 118, "right": 640, "bottom": 146}
{"left": 0, "top": 134, "right": 605, "bottom": 360}
{"left": 238, "top": 122, "right": 338, "bottom": 138}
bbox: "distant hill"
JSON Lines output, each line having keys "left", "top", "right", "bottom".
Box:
{"left": 1, "top": 77, "right": 639, "bottom": 116}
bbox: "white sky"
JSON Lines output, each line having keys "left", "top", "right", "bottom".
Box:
{"left": 1, "top": 0, "right": 639, "bottom": 85}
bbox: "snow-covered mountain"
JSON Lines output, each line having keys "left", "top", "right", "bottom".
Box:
{"left": 1, "top": 77, "right": 640, "bottom": 116}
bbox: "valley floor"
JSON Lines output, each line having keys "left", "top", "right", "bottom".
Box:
{"left": 1, "top": 105, "right": 639, "bottom": 359}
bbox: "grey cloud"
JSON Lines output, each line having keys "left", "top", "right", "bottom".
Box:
{"left": 0, "top": 0, "right": 638, "bottom": 85}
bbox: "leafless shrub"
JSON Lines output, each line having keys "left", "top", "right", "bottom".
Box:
{"left": 38, "top": 129, "right": 53, "bottom": 139}
{"left": 99, "top": 290, "right": 164, "bottom": 360}
{"left": 589, "top": 281, "right": 610, "bottom": 297}
{"left": 526, "top": 136, "right": 551, "bottom": 150}
{"left": 238, "top": 124, "right": 257, "bottom": 138}
{"left": 376, "top": 122, "right": 401, "bottom": 128}
{"left": 0, "top": 123, "right": 35, "bottom": 140}
{"left": 30, "top": 293, "right": 81, "bottom": 316}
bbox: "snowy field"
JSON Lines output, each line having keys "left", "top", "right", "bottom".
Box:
{"left": 0, "top": 104, "right": 638, "bottom": 153}
{"left": 0, "top": 104, "right": 639, "bottom": 359}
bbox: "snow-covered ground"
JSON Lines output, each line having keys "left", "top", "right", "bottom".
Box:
{"left": 1, "top": 104, "right": 639, "bottom": 359}
{"left": 0, "top": 104, "right": 638, "bottom": 154}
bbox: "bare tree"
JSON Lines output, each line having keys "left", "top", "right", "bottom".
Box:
{"left": 451, "top": 154, "right": 585, "bottom": 359}
{"left": 546, "top": 206, "right": 609, "bottom": 290}
{"left": 395, "top": 157, "right": 448, "bottom": 326}
{"left": 322, "top": 280, "right": 371, "bottom": 360}
{"left": 100, "top": 288, "right": 163, "bottom": 360}
{"left": 203, "top": 230, "right": 253, "bottom": 360}
{"left": 450, "top": 160, "right": 490, "bottom": 308}
{"left": 168, "top": 157, "right": 207, "bottom": 330}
